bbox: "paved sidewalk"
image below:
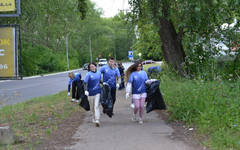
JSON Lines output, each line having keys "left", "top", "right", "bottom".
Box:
{"left": 64, "top": 90, "right": 194, "bottom": 150}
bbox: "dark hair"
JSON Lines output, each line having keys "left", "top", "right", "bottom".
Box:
{"left": 109, "top": 57, "right": 115, "bottom": 61}
{"left": 118, "top": 61, "right": 122, "bottom": 67}
{"left": 88, "top": 62, "right": 97, "bottom": 72}
{"left": 125, "top": 61, "right": 142, "bottom": 83}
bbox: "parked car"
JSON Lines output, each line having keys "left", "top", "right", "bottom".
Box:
{"left": 83, "top": 63, "right": 89, "bottom": 70}
{"left": 143, "top": 60, "right": 155, "bottom": 65}
{"left": 98, "top": 58, "right": 107, "bottom": 66}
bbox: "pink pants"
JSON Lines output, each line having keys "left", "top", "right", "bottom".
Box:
{"left": 133, "top": 97, "right": 146, "bottom": 118}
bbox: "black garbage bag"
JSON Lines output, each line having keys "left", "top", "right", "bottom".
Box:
{"left": 100, "top": 83, "right": 113, "bottom": 118}
{"left": 77, "top": 80, "right": 90, "bottom": 111}
{"left": 146, "top": 80, "right": 166, "bottom": 113}
{"left": 79, "top": 95, "right": 90, "bottom": 111}
{"left": 77, "top": 80, "right": 85, "bottom": 99}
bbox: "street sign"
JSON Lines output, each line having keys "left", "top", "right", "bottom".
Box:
{"left": 128, "top": 51, "right": 133, "bottom": 60}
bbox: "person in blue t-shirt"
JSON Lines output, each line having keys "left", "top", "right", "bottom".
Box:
{"left": 67, "top": 72, "right": 82, "bottom": 103}
{"left": 100, "top": 57, "right": 121, "bottom": 110}
{"left": 84, "top": 62, "right": 101, "bottom": 127}
{"left": 147, "top": 66, "right": 161, "bottom": 78}
{"left": 125, "top": 61, "right": 148, "bottom": 124}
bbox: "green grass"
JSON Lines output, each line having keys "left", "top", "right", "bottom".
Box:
{"left": 0, "top": 91, "right": 82, "bottom": 149}
{"left": 145, "top": 63, "right": 240, "bottom": 150}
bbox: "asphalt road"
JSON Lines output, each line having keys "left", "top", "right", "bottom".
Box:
{"left": 0, "top": 62, "right": 133, "bottom": 106}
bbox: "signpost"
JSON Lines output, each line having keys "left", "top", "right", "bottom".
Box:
{"left": 128, "top": 51, "right": 133, "bottom": 60}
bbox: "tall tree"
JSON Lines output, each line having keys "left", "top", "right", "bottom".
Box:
{"left": 128, "top": 0, "right": 240, "bottom": 76}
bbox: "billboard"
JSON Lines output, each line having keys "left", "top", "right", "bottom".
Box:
{"left": 0, "top": 27, "right": 15, "bottom": 77}
{"left": 0, "top": 0, "right": 15, "bottom": 12}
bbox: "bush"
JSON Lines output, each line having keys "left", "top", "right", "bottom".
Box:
{"left": 159, "top": 63, "right": 240, "bottom": 149}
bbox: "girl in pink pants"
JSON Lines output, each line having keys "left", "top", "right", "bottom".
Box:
{"left": 125, "top": 61, "right": 148, "bottom": 123}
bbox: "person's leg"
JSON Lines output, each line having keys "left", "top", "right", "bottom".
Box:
{"left": 76, "top": 85, "right": 80, "bottom": 102}
{"left": 139, "top": 97, "right": 146, "bottom": 118}
{"left": 111, "top": 88, "right": 116, "bottom": 107}
{"left": 89, "top": 95, "right": 95, "bottom": 123}
{"left": 71, "top": 82, "right": 77, "bottom": 102}
{"left": 94, "top": 94, "right": 100, "bottom": 121}
{"left": 94, "top": 94, "right": 100, "bottom": 126}
{"left": 132, "top": 98, "right": 140, "bottom": 122}
{"left": 133, "top": 98, "right": 140, "bottom": 115}
{"left": 121, "top": 77, "right": 125, "bottom": 89}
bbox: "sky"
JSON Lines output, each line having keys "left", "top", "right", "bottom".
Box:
{"left": 90, "top": 0, "right": 130, "bottom": 18}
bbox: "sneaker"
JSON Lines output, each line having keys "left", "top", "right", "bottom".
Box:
{"left": 71, "top": 99, "right": 75, "bottom": 102}
{"left": 139, "top": 118, "right": 143, "bottom": 124}
{"left": 95, "top": 120, "right": 100, "bottom": 127}
{"left": 76, "top": 100, "right": 80, "bottom": 103}
{"left": 132, "top": 114, "right": 137, "bottom": 122}
{"left": 130, "top": 103, "right": 135, "bottom": 108}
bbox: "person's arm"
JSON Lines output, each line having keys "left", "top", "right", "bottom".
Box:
{"left": 84, "top": 82, "right": 88, "bottom": 91}
{"left": 83, "top": 73, "right": 89, "bottom": 91}
{"left": 67, "top": 79, "right": 72, "bottom": 96}
{"left": 68, "top": 78, "right": 72, "bottom": 92}
{"left": 126, "top": 82, "right": 132, "bottom": 93}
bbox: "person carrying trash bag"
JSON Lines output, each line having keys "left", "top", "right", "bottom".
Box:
{"left": 83, "top": 63, "right": 102, "bottom": 127}
{"left": 67, "top": 72, "right": 82, "bottom": 103}
{"left": 125, "top": 61, "right": 149, "bottom": 124}
{"left": 77, "top": 80, "right": 90, "bottom": 112}
{"left": 147, "top": 66, "right": 161, "bottom": 78}
{"left": 100, "top": 57, "right": 121, "bottom": 114}
{"left": 100, "top": 82, "right": 113, "bottom": 118}
{"left": 145, "top": 79, "right": 166, "bottom": 113}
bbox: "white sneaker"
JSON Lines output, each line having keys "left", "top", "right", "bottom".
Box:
{"left": 76, "top": 100, "right": 80, "bottom": 103}
{"left": 139, "top": 118, "right": 143, "bottom": 124}
{"left": 132, "top": 114, "right": 137, "bottom": 122}
{"left": 95, "top": 120, "right": 100, "bottom": 127}
{"left": 130, "top": 103, "right": 135, "bottom": 108}
{"left": 71, "top": 99, "right": 75, "bottom": 102}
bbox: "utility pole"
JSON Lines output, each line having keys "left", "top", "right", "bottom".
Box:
{"left": 89, "top": 35, "right": 92, "bottom": 63}
{"left": 89, "top": 32, "right": 96, "bottom": 63}
{"left": 66, "top": 33, "right": 69, "bottom": 70}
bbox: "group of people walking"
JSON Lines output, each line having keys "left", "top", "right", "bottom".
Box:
{"left": 68, "top": 57, "right": 150, "bottom": 127}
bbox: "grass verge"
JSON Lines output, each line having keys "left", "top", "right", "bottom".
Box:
{"left": 144, "top": 63, "right": 240, "bottom": 150}
{"left": 0, "top": 91, "right": 81, "bottom": 150}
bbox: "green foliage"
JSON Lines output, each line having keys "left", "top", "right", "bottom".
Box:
{"left": 159, "top": 64, "right": 240, "bottom": 149}
{"left": 21, "top": 43, "right": 79, "bottom": 76}
{"left": 1, "top": 0, "right": 136, "bottom": 76}
{"left": 128, "top": 0, "right": 240, "bottom": 78}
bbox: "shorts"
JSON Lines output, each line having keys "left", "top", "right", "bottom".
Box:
{"left": 132, "top": 93, "right": 147, "bottom": 99}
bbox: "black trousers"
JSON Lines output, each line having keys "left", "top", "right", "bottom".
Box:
{"left": 72, "top": 82, "right": 79, "bottom": 100}
{"left": 111, "top": 88, "right": 116, "bottom": 109}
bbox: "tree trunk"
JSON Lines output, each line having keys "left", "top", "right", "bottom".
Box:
{"left": 153, "top": 0, "right": 186, "bottom": 76}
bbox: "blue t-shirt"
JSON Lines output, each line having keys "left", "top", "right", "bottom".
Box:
{"left": 68, "top": 73, "right": 81, "bottom": 85}
{"left": 100, "top": 65, "right": 120, "bottom": 89}
{"left": 128, "top": 70, "right": 148, "bottom": 94}
{"left": 84, "top": 71, "right": 101, "bottom": 96}
{"left": 147, "top": 66, "right": 161, "bottom": 74}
